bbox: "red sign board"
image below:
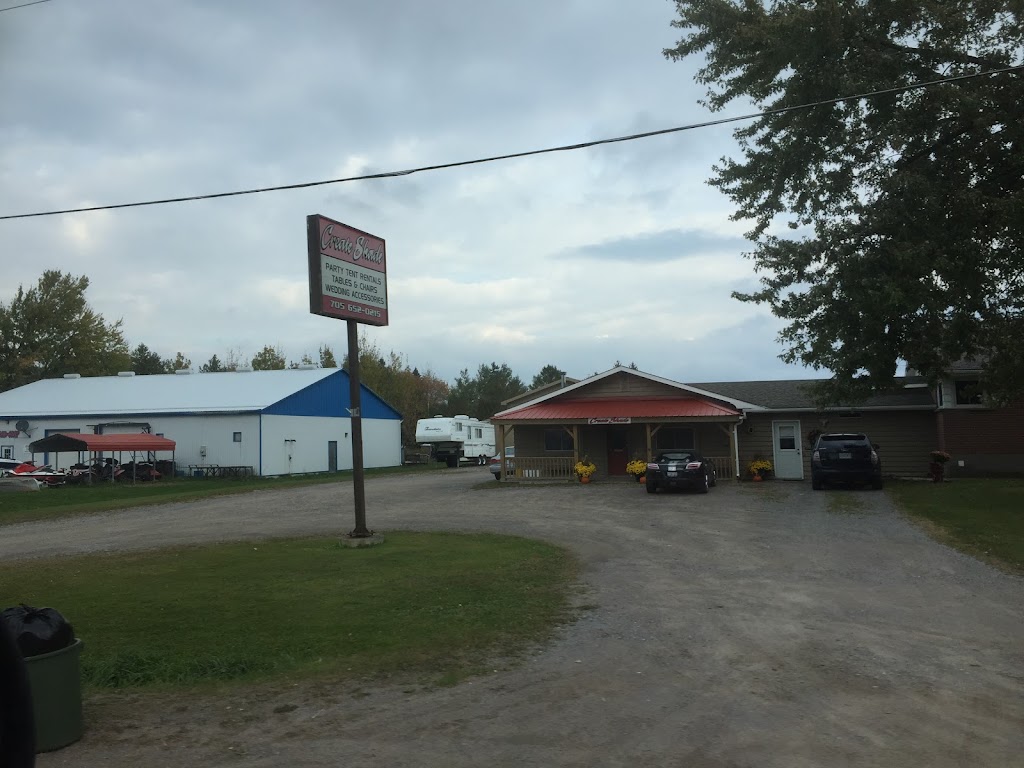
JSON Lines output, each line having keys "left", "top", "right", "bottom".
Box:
{"left": 307, "top": 214, "right": 388, "bottom": 326}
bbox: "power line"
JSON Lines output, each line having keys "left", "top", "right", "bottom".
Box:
{"left": 0, "top": 0, "right": 55, "bottom": 12}
{"left": 2, "top": 64, "right": 1021, "bottom": 221}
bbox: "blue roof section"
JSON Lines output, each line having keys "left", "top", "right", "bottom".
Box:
{"left": 262, "top": 369, "right": 401, "bottom": 419}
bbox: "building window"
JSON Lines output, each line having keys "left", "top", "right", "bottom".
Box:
{"left": 233, "top": 432, "right": 242, "bottom": 443}
{"left": 1, "top": 445, "right": 12, "bottom": 459}
{"left": 544, "top": 429, "right": 574, "bottom": 451}
{"left": 454, "top": 422, "right": 463, "bottom": 432}
{"left": 474, "top": 428, "right": 482, "bottom": 438}
{"left": 954, "top": 380, "right": 983, "bottom": 405}
{"left": 656, "top": 428, "right": 695, "bottom": 450}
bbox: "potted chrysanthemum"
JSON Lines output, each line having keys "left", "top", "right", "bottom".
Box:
{"left": 574, "top": 458, "right": 597, "bottom": 484}
{"left": 748, "top": 458, "right": 773, "bottom": 481}
{"left": 626, "top": 459, "right": 648, "bottom": 483}
{"left": 929, "top": 450, "right": 951, "bottom": 483}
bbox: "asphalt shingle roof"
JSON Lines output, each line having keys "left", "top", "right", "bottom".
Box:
{"left": 687, "top": 378, "right": 935, "bottom": 410}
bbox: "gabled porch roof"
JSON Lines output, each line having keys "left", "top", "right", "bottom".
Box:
{"left": 493, "top": 397, "right": 740, "bottom": 422}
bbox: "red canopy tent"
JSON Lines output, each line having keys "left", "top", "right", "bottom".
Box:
{"left": 28, "top": 433, "right": 176, "bottom": 483}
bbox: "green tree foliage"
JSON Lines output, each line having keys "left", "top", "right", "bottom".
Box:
{"left": 0, "top": 271, "right": 130, "bottom": 392}
{"left": 319, "top": 345, "right": 337, "bottom": 368}
{"left": 342, "top": 335, "right": 450, "bottom": 444}
{"left": 164, "top": 352, "right": 192, "bottom": 373}
{"left": 250, "top": 345, "right": 287, "bottom": 370}
{"left": 448, "top": 363, "right": 526, "bottom": 419}
{"left": 665, "top": 1, "right": 1024, "bottom": 402}
{"left": 200, "top": 354, "right": 223, "bottom": 373}
{"left": 129, "top": 343, "right": 165, "bottom": 375}
{"left": 530, "top": 364, "right": 567, "bottom": 390}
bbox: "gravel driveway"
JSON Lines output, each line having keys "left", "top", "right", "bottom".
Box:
{"left": 5, "top": 469, "right": 1021, "bottom": 768}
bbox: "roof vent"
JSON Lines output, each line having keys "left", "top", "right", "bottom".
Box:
{"left": 454, "top": 414, "right": 469, "bottom": 419}
{"left": 174, "top": 369, "right": 192, "bottom": 375}
{"left": 296, "top": 364, "right": 317, "bottom": 370}
{"left": 63, "top": 373, "right": 81, "bottom": 380}
{"left": 117, "top": 371, "right": 136, "bottom": 377}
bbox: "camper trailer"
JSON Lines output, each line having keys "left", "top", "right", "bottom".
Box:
{"left": 414, "top": 415, "right": 496, "bottom": 467}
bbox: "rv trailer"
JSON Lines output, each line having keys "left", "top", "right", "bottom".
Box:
{"left": 414, "top": 415, "right": 496, "bottom": 468}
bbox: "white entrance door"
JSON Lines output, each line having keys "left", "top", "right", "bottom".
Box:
{"left": 771, "top": 421, "right": 803, "bottom": 479}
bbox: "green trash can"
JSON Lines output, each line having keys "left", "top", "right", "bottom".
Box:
{"left": 24, "top": 638, "right": 84, "bottom": 752}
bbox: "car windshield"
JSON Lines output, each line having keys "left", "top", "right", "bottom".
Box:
{"left": 657, "top": 452, "right": 694, "bottom": 463}
{"left": 820, "top": 433, "right": 866, "bottom": 442}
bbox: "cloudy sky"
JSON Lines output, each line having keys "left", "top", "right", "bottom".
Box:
{"left": 0, "top": 0, "right": 820, "bottom": 387}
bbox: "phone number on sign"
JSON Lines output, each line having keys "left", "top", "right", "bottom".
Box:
{"left": 329, "top": 300, "right": 382, "bottom": 319}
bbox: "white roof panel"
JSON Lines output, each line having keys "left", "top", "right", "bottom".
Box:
{"left": 0, "top": 369, "right": 339, "bottom": 417}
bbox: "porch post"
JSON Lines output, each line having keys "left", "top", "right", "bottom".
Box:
{"left": 645, "top": 423, "right": 652, "bottom": 460}
{"left": 496, "top": 423, "right": 506, "bottom": 482}
{"left": 729, "top": 422, "right": 739, "bottom": 479}
{"left": 572, "top": 424, "right": 579, "bottom": 469}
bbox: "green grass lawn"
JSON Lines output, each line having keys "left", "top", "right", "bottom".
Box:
{"left": 0, "top": 462, "right": 447, "bottom": 526}
{"left": 0, "top": 532, "right": 580, "bottom": 691}
{"left": 889, "top": 479, "right": 1024, "bottom": 573}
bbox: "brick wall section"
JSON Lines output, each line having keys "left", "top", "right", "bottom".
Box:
{"left": 941, "top": 402, "right": 1024, "bottom": 453}
{"left": 940, "top": 400, "right": 1024, "bottom": 475}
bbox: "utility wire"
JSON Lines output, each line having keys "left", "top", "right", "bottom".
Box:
{"left": 2, "top": 63, "right": 1021, "bottom": 221}
{"left": 0, "top": 0, "right": 55, "bottom": 12}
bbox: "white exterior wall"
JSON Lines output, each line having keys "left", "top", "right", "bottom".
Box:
{"left": 10, "top": 415, "right": 260, "bottom": 472}
{"left": 156, "top": 415, "right": 261, "bottom": 472}
{"left": 6, "top": 412, "right": 400, "bottom": 476}
{"left": 259, "top": 415, "right": 401, "bottom": 475}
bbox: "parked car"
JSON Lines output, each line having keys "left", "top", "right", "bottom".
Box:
{"left": 488, "top": 447, "right": 515, "bottom": 480}
{"left": 811, "top": 433, "right": 883, "bottom": 490}
{"left": 646, "top": 451, "right": 717, "bottom": 494}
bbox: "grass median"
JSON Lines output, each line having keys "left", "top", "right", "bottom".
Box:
{"left": 0, "top": 462, "right": 451, "bottom": 526}
{"left": 0, "top": 532, "right": 581, "bottom": 691}
{"left": 889, "top": 479, "right": 1024, "bottom": 573}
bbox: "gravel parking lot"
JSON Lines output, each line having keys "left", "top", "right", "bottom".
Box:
{"left": 4, "top": 469, "right": 1021, "bottom": 768}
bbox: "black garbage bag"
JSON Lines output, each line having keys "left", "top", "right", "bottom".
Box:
{"left": 0, "top": 605, "right": 74, "bottom": 658}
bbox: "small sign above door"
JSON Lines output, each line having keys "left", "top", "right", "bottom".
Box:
{"left": 588, "top": 417, "right": 632, "bottom": 425}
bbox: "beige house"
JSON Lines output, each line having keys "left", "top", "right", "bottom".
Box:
{"left": 491, "top": 366, "right": 937, "bottom": 482}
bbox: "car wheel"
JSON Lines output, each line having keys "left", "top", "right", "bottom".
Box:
{"left": 709, "top": 469, "right": 717, "bottom": 487}
{"left": 646, "top": 478, "right": 657, "bottom": 494}
{"left": 698, "top": 473, "right": 710, "bottom": 494}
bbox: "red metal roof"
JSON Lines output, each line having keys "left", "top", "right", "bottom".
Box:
{"left": 29, "top": 433, "right": 177, "bottom": 453}
{"left": 495, "top": 398, "right": 739, "bottom": 421}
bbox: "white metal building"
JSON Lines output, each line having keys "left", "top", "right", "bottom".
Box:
{"left": 0, "top": 369, "right": 402, "bottom": 476}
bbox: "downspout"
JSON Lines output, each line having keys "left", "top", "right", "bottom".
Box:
{"left": 259, "top": 412, "right": 263, "bottom": 477}
{"left": 733, "top": 414, "right": 745, "bottom": 479}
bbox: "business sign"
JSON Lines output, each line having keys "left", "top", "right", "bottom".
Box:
{"left": 588, "top": 417, "right": 632, "bottom": 425}
{"left": 307, "top": 214, "right": 388, "bottom": 326}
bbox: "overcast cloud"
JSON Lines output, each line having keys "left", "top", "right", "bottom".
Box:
{"left": 0, "top": 0, "right": 821, "bottom": 387}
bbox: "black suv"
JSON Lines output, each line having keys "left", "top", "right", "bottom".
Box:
{"left": 811, "top": 433, "right": 883, "bottom": 490}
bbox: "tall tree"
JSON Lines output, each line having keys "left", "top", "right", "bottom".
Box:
{"left": 341, "top": 334, "right": 448, "bottom": 443}
{"left": 531, "top": 364, "right": 567, "bottom": 390}
{"left": 665, "top": 1, "right": 1024, "bottom": 402}
{"left": 164, "top": 352, "right": 192, "bottom": 372}
{"left": 200, "top": 354, "right": 223, "bottom": 373}
{"left": 319, "top": 344, "right": 337, "bottom": 368}
{"left": 251, "top": 345, "right": 287, "bottom": 370}
{"left": 0, "top": 271, "right": 130, "bottom": 391}
{"left": 447, "top": 363, "right": 526, "bottom": 419}
{"left": 446, "top": 368, "right": 477, "bottom": 417}
{"left": 129, "top": 343, "right": 165, "bottom": 375}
